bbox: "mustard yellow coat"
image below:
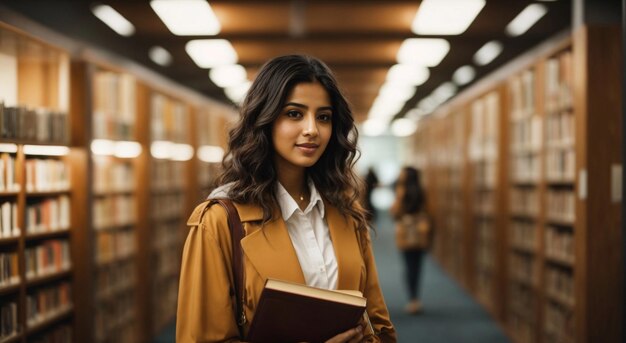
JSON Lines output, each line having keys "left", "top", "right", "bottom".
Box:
{"left": 176, "top": 200, "right": 397, "bottom": 342}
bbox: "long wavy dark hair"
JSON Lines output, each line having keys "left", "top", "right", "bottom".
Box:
{"left": 217, "top": 55, "right": 368, "bottom": 231}
{"left": 398, "top": 167, "right": 425, "bottom": 214}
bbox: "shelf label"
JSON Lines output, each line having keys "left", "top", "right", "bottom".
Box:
{"left": 611, "top": 164, "right": 622, "bottom": 203}
{"left": 578, "top": 169, "right": 587, "bottom": 200}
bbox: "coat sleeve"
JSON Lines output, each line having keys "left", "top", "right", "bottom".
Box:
{"left": 176, "top": 203, "right": 243, "bottom": 343}
{"left": 360, "top": 229, "right": 398, "bottom": 343}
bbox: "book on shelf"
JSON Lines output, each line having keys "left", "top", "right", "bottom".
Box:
{"left": 246, "top": 278, "right": 369, "bottom": 343}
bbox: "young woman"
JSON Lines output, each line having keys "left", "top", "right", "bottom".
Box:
{"left": 390, "top": 166, "right": 429, "bottom": 315}
{"left": 177, "top": 55, "right": 396, "bottom": 342}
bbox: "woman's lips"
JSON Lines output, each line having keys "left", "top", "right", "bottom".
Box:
{"left": 296, "top": 143, "right": 319, "bottom": 154}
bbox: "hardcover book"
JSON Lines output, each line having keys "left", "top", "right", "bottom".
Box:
{"left": 246, "top": 278, "right": 367, "bottom": 343}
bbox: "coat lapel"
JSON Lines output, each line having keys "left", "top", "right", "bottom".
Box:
{"left": 237, "top": 204, "right": 306, "bottom": 284}
{"left": 326, "top": 203, "right": 362, "bottom": 290}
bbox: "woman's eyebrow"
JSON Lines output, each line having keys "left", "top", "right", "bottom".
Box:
{"left": 283, "top": 103, "right": 333, "bottom": 112}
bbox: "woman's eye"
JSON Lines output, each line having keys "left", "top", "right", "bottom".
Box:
{"left": 286, "top": 110, "right": 301, "bottom": 118}
{"left": 318, "top": 113, "right": 332, "bottom": 122}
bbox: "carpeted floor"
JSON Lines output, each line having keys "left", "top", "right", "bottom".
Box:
{"left": 155, "top": 212, "right": 510, "bottom": 343}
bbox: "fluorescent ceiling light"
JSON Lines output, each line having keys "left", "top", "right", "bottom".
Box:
{"left": 210, "top": 64, "right": 248, "bottom": 88}
{"left": 151, "top": 140, "right": 173, "bottom": 159}
{"left": 91, "top": 139, "right": 115, "bottom": 156}
{"left": 150, "top": 0, "right": 221, "bottom": 35}
{"left": 418, "top": 96, "right": 439, "bottom": 113}
{"left": 453, "top": 65, "right": 476, "bottom": 86}
{"left": 149, "top": 46, "right": 173, "bottom": 67}
{"left": 412, "top": 0, "right": 485, "bottom": 35}
{"left": 390, "top": 118, "right": 417, "bottom": 137}
{"left": 506, "top": 4, "right": 548, "bottom": 37}
{"left": 91, "top": 4, "right": 135, "bottom": 37}
{"left": 473, "top": 40, "right": 503, "bottom": 66}
{"left": 397, "top": 38, "right": 450, "bottom": 67}
{"left": 432, "top": 82, "right": 458, "bottom": 103}
{"left": 362, "top": 118, "right": 389, "bottom": 137}
{"left": 386, "top": 64, "right": 430, "bottom": 86}
{"left": 368, "top": 98, "right": 405, "bottom": 119}
{"left": 198, "top": 145, "right": 224, "bottom": 163}
{"left": 23, "top": 145, "right": 70, "bottom": 156}
{"left": 186, "top": 39, "right": 238, "bottom": 68}
{"left": 405, "top": 108, "right": 428, "bottom": 120}
{"left": 225, "top": 81, "right": 251, "bottom": 104}
{"left": 378, "top": 83, "right": 416, "bottom": 102}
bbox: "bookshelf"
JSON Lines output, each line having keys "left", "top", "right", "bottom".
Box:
{"left": 411, "top": 25, "right": 622, "bottom": 343}
{"left": 0, "top": 22, "right": 76, "bottom": 343}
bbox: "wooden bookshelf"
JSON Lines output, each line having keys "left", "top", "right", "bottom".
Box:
{"left": 411, "top": 24, "right": 622, "bottom": 343}
{"left": 0, "top": 23, "right": 76, "bottom": 343}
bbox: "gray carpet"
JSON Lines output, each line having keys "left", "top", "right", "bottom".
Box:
{"left": 155, "top": 212, "right": 510, "bottom": 342}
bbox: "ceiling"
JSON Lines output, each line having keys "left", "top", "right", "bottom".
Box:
{"left": 1, "top": 0, "right": 571, "bottom": 122}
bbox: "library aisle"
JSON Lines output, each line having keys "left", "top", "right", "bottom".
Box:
{"left": 154, "top": 210, "right": 511, "bottom": 343}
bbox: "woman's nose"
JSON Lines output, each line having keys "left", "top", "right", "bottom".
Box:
{"left": 302, "top": 112, "right": 318, "bottom": 137}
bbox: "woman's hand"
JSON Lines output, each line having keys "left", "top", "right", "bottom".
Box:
{"left": 324, "top": 319, "right": 367, "bottom": 343}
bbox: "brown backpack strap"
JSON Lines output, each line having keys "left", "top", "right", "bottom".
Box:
{"left": 210, "top": 199, "right": 246, "bottom": 337}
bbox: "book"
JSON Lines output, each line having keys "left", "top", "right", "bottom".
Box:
{"left": 246, "top": 278, "right": 367, "bottom": 343}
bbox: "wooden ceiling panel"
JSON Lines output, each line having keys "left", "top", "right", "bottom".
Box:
{"left": 234, "top": 39, "right": 400, "bottom": 65}
{"left": 306, "top": 3, "right": 417, "bottom": 33}
{"left": 212, "top": 3, "right": 291, "bottom": 34}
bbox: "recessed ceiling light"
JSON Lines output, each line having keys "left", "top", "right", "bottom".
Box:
{"left": 150, "top": 0, "right": 221, "bottom": 36}
{"left": 397, "top": 39, "right": 450, "bottom": 67}
{"left": 91, "top": 4, "right": 135, "bottom": 37}
{"left": 473, "top": 40, "right": 503, "bottom": 66}
{"left": 386, "top": 64, "right": 430, "bottom": 86}
{"left": 452, "top": 65, "right": 476, "bottom": 86}
{"left": 23, "top": 145, "right": 70, "bottom": 156}
{"left": 186, "top": 39, "right": 238, "bottom": 68}
{"left": 362, "top": 118, "right": 389, "bottom": 137}
{"left": 225, "top": 81, "right": 251, "bottom": 104}
{"left": 149, "top": 46, "right": 173, "bottom": 67}
{"left": 378, "top": 83, "right": 416, "bottom": 102}
{"left": 411, "top": 0, "right": 485, "bottom": 35}
{"left": 432, "top": 82, "right": 458, "bottom": 103}
{"left": 198, "top": 145, "right": 224, "bottom": 163}
{"left": 368, "top": 98, "right": 405, "bottom": 119}
{"left": 505, "top": 4, "right": 548, "bottom": 37}
{"left": 209, "top": 64, "right": 248, "bottom": 88}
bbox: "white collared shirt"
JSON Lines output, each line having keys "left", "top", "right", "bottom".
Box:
{"left": 276, "top": 181, "right": 338, "bottom": 290}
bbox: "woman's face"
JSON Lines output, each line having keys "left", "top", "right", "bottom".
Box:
{"left": 272, "top": 81, "right": 333, "bottom": 174}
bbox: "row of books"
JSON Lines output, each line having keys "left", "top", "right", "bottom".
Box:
{"left": 546, "top": 150, "right": 575, "bottom": 182}
{"left": 150, "top": 93, "right": 190, "bottom": 143}
{"left": 93, "top": 158, "right": 135, "bottom": 194}
{"left": 0, "top": 153, "right": 19, "bottom": 193}
{"left": 0, "top": 102, "right": 68, "bottom": 144}
{"left": 509, "top": 314, "right": 534, "bottom": 343}
{"left": 470, "top": 92, "right": 500, "bottom": 143}
{"left": 92, "top": 72, "right": 136, "bottom": 141}
{"left": 509, "top": 281, "right": 536, "bottom": 320}
{"left": 151, "top": 160, "right": 186, "bottom": 191}
{"left": 475, "top": 223, "right": 495, "bottom": 270}
{"left": 151, "top": 193, "right": 185, "bottom": 221}
{"left": 545, "top": 52, "right": 573, "bottom": 113}
{"left": 546, "top": 190, "right": 575, "bottom": 223}
{"left": 544, "top": 302, "right": 574, "bottom": 341}
{"left": 94, "top": 291, "right": 136, "bottom": 343}
{"left": 510, "top": 253, "right": 537, "bottom": 285}
{"left": 472, "top": 161, "right": 498, "bottom": 188}
{"left": 93, "top": 195, "right": 136, "bottom": 230}
{"left": 509, "top": 70, "right": 536, "bottom": 119}
{"left": 0, "top": 201, "right": 19, "bottom": 238}
{"left": 96, "top": 261, "right": 136, "bottom": 302}
{"left": 510, "top": 188, "right": 539, "bottom": 216}
{"left": 510, "top": 116, "right": 542, "bottom": 153}
{"left": 29, "top": 325, "right": 72, "bottom": 343}
{"left": 25, "top": 239, "right": 71, "bottom": 279}
{"left": 545, "top": 227, "right": 574, "bottom": 264}
{"left": 473, "top": 190, "right": 494, "bottom": 215}
{"left": 510, "top": 221, "right": 536, "bottom": 251}
{"left": 25, "top": 159, "right": 70, "bottom": 193}
{"left": 0, "top": 302, "right": 17, "bottom": 339}
{"left": 545, "top": 112, "right": 575, "bottom": 148}
{"left": 95, "top": 230, "right": 135, "bottom": 265}
{"left": 545, "top": 265, "right": 574, "bottom": 304}
{"left": 151, "top": 277, "right": 178, "bottom": 333}
{"left": 511, "top": 155, "right": 540, "bottom": 184}
{"left": 26, "top": 282, "right": 72, "bottom": 327}
{"left": 152, "top": 222, "right": 183, "bottom": 250}
{"left": 0, "top": 252, "right": 19, "bottom": 287}
{"left": 26, "top": 195, "right": 70, "bottom": 234}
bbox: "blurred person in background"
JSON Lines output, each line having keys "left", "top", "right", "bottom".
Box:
{"left": 363, "top": 167, "right": 379, "bottom": 223}
{"left": 390, "top": 166, "right": 430, "bottom": 315}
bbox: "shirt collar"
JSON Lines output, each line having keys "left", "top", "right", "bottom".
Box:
{"left": 276, "top": 179, "right": 325, "bottom": 221}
